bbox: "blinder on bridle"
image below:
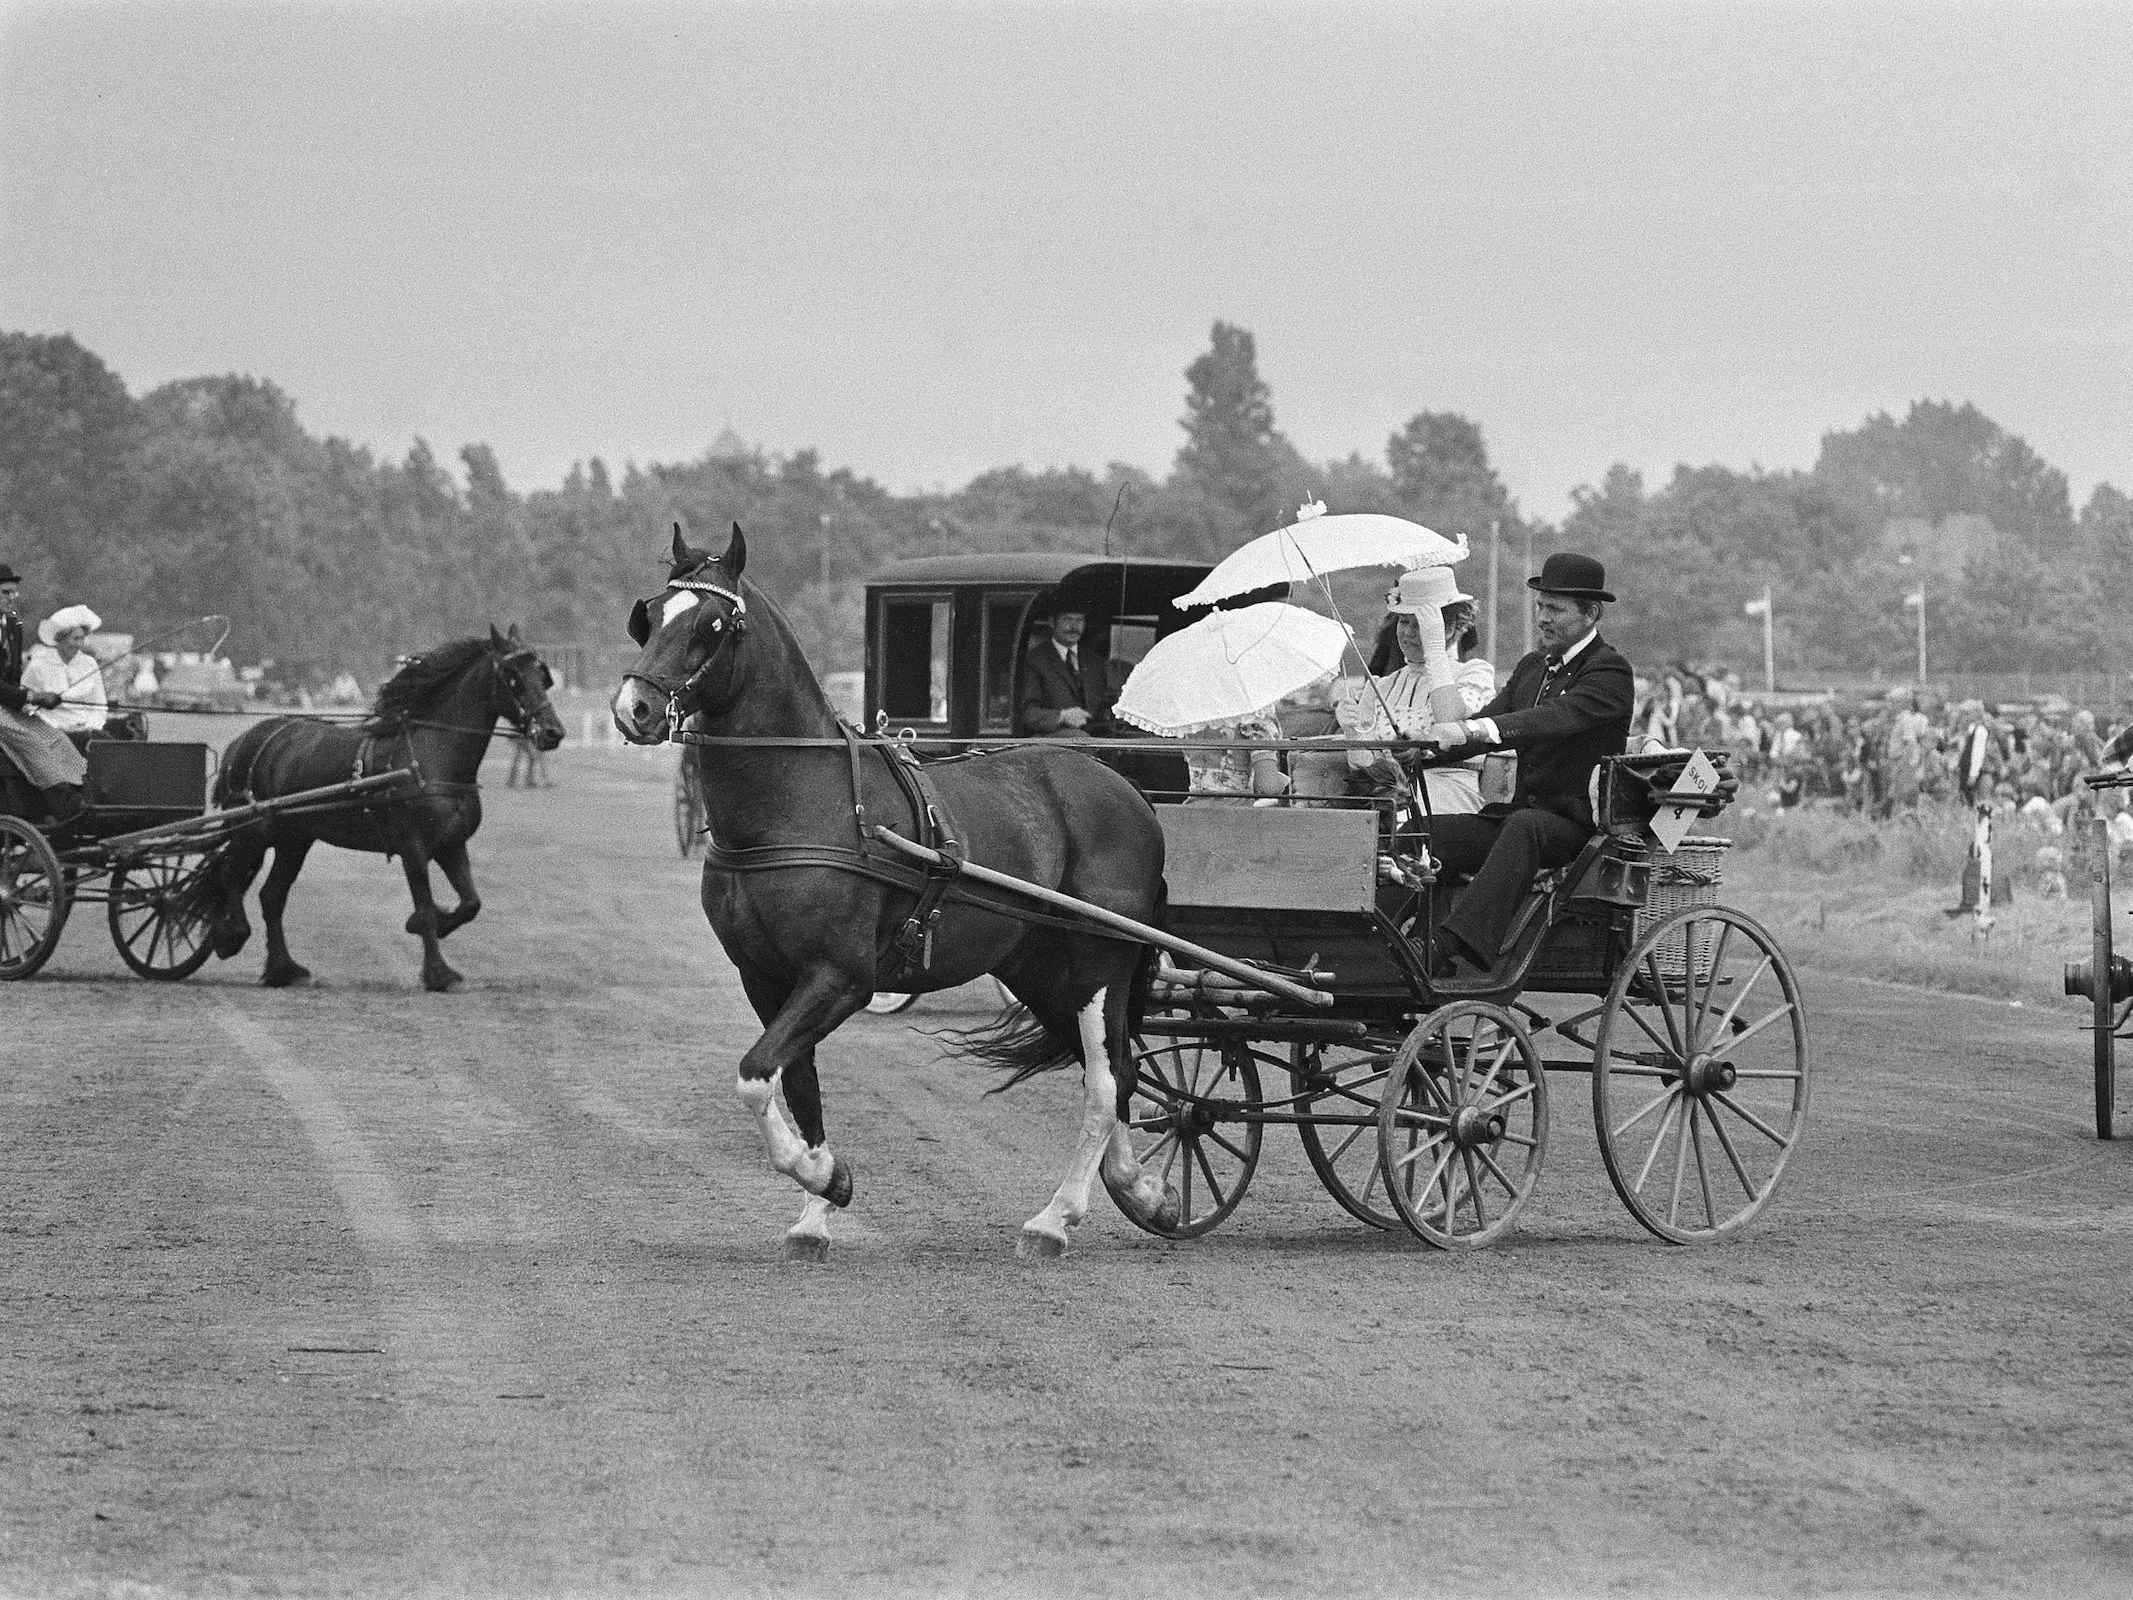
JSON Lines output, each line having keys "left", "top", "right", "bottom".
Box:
{"left": 623, "top": 558, "right": 751, "bottom": 732}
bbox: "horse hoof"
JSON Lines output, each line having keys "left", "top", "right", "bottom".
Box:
{"left": 404, "top": 913, "right": 435, "bottom": 938}
{"left": 783, "top": 1234, "right": 831, "bottom": 1264}
{"left": 1149, "top": 1185, "right": 1183, "bottom": 1234}
{"left": 1018, "top": 1229, "right": 1068, "bottom": 1261}
{"left": 424, "top": 968, "right": 464, "bottom": 993}
{"left": 260, "top": 965, "right": 311, "bottom": 989}
{"left": 823, "top": 1157, "right": 855, "bottom": 1209}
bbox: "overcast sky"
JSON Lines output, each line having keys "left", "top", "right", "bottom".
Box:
{"left": 3, "top": 0, "right": 2127, "bottom": 523}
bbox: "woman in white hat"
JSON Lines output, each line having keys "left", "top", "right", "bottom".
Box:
{"left": 24, "top": 604, "right": 109, "bottom": 737}
{"left": 1334, "top": 569, "right": 1496, "bottom": 813}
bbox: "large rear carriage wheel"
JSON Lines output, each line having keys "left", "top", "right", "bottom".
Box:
{"left": 1292, "top": 1037, "right": 1402, "bottom": 1229}
{"left": 1378, "top": 1002, "right": 1549, "bottom": 1250}
{"left": 1104, "top": 1038, "right": 1262, "bottom": 1238}
{"left": 0, "top": 816, "right": 69, "bottom": 980}
{"left": 108, "top": 851, "right": 218, "bottom": 981}
{"left": 1593, "top": 905, "right": 1809, "bottom": 1243}
{"left": 2088, "top": 818, "right": 2125, "bottom": 1139}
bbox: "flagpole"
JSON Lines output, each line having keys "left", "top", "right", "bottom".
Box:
{"left": 1487, "top": 519, "right": 1501, "bottom": 668}
{"left": 1761, "top": 584, "right": 1774, "bottom": 694}
{"left": 1915, "top": 582, "right": 1927, "bottom": 683}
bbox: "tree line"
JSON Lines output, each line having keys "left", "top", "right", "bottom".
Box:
{"left": 2, "top": 325, "right": 2127, "bottom": 690}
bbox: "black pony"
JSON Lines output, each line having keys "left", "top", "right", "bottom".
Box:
{"left": 211, "top": 626, "right": 565, "bottom": 991}
{"left": 611, "top": 524, "right": 1178, "bottom": 1260}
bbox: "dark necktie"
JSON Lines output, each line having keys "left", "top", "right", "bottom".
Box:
{"left": 1066, "top": 648, "right": 1082, "bottom": 705}
{"left": 1535, "top": 654, "right": 1563, "bottom": 706}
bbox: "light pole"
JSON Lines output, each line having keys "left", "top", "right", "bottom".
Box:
{"left": 1486, "top": 519, "right": 1501, "bottom": 666}
{"left": 1744, "top": 585, "right": 1774, "bottom": 693}
{"left": 1521, "top": 522, "right": 1534, "bottom": 656}
{"left": 1904, "top": 583, "right": 1926, "bottom": 682}
{"left": 818, "top": 512, "right": 832, "bottom": 589}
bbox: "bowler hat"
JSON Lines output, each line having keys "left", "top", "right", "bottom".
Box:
{"left": 1527, "top": 552, "right": 1614, "bottom": 602}
{"left": 0, "top": 564, "right": 19, "bottom": 586}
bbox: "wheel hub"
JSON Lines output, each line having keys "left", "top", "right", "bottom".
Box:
{"left": 1449, "top": 1104, "right": 1507, "bottom": 1149}
{"left": 1683, "top": 1052, "right": 1736, "bottom": 1095}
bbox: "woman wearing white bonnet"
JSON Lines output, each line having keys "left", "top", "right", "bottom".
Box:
{"left": 1335, "top": 568, "right": 1496, "bottom": 813}
{"left": 24, "top": 603, "right": 109, "bottom": 736}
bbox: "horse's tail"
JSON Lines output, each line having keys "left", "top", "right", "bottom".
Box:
{"left": 953, "top": 1003, "right": 1081, "bottom": 1094}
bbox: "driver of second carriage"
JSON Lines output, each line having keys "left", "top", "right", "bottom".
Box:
{"left": 1015, "top": 607, "right": 1115, "bottom": 738}
{"left": 1418, "top": 553, "right": 1634, "bottom": 982}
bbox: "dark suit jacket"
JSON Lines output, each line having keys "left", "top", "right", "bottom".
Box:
{"left": 0, "top": 613, "right": 25, "bottom": 712}
{"left": 1017, "top": 642, "right": 1114, "bottom": 736}
{"left": 1471, "top": 634, "right": 1634, "bottom": 830}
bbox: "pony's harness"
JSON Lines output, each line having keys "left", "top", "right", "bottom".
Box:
{"left": 698, "top": 724, "right": 1130, "bottom": 985}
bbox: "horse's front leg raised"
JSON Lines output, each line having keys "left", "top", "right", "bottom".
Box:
{"left": 736, "top": 968, "right": 870, "bottom": 1261}
{"left": 430, "top": 839, "right": 482, "bottom": 939}
{"left": 396, "top": 845, "right": 461, "bottom": 991}
{"left": 1019, "top": 987, "right": 1132, "bottom": 1258}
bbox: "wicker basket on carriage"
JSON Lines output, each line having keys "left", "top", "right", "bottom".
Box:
{"left": 1636, "top": 835, "right": 1731, "bottom": 982}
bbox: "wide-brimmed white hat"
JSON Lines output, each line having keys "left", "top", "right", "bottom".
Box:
{"left": 38, "top": 603, "right": 100, "bottom": 646}
{"left": 1385, "top": 568, "right": 1475, "bottom": 615}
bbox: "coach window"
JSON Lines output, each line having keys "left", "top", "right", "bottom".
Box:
{"left": 980, "top": 593, "right": 1035, "bottom": 732}
{"left": 881, "top": 596, "right": 952, "bottom": 724}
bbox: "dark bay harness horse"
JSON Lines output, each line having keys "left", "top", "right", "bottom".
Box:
{"left": 212, "top": 627, "right": 565, "bottom": 991}
{"left": 611, "top": 524, "right": 1180, "bottom": 1260}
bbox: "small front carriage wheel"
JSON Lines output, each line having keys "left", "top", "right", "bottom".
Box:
{"left": 108, "top": 852, "right": 218, "bottom": 981}
{"left": 1104, "top": 1037, "right": 1262, "bottom": 1238}
{"left": 1292, "top": 1037, "right": 1403, "bottom": 1229}
{"left": 0, "top": 816, "right": 69, "bottom": 980}
{"left": 1593, "top": 904, "right": 1810, "bottom": 1243}
{"left": 1378, "top": 1002, "right": 1549, "bottom": 1250}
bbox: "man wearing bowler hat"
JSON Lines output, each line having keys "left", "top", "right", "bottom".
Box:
{"left": 1419, "top": 552, "right": 1635, "bottom": 983}
{"left": 0, "top": 562, "right": 89, "bottom": 818}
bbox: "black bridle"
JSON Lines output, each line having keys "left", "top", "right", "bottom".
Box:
{"left": 622, "top": 563, "right": 751, "bottom": 736}
{"left": 491, "top": 647, "right": 557, "bottom": 740}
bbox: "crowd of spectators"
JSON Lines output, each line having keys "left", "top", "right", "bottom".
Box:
{"left": 1635, "top": 667, "right": 2119, "bottom": 828}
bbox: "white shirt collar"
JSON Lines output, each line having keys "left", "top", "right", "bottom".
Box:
{"left": 1053, "top": 639, "right": 1078, "bottom": 663}
{"left": 1553, "top": 627, "right": 1598, "bottom": 666}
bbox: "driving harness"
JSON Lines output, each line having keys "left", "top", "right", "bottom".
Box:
{"left": 694, "top": 723, "right": 1133, "bottom": 988}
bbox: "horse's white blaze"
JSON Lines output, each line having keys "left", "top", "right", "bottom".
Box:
{"left": 737, "top": 1071, "right": 837, "bottom": 1194}
{"left": 1020, "top": 989, "right": 1117, "bottom": 1248}
{"left": 660, "top": 590, "right": 701, "bottom": 627}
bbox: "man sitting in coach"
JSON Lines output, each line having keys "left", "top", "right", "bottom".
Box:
{"left": 1420, "top": 553, "right": 1635, "bottom": 982}
{"left": 1016, "top": 607, "right": 1114, "bottom": 738}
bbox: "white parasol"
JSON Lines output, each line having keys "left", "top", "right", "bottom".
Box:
{"left": 1172, "top": 511, "right": 1468, "bottom": 610}
{"left": 1113, "top": 603, "right": 1352, "bottom": 738}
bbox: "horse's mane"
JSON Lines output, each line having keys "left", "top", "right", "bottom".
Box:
{"left": 364, "top": 637, "right": 492, "bottom": 732}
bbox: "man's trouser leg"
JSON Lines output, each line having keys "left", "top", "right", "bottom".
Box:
{"left": 1439, "top": 807, "right": 1589, "bottom": 965}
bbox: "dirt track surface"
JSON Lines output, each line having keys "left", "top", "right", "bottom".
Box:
{"left": 7, "top": 738, "right": 2133, "bottom": 1598}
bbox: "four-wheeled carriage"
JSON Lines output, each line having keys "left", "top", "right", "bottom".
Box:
{"left": 0, "top": 738, "right": 415, "bottom": 981}
{"left": 2067, "top": 775, "right": 2133, "bottom": 1137}
{"left": 1094, "top": 754, "right": 1811, "bottom": 1248}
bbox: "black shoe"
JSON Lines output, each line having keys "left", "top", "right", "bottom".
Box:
{"left": 1428, "top": 934, "right": 1467, "bottom": 982}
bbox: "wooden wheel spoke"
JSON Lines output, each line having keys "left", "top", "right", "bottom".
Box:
{"left": 1497, "top": 1129, "right": 1541, "bottom": 1151}
{"left": 1391, "top": 1130, "right": 1448, "bottom": 1176}
{"left": 1326, "top": 1118, "right": 1372, "bottom": 1167}
{"left": 1711, "top": 1088, "right": 1792, "bottom": 1148}
{"left": 1205, "top": 1128, "right": 1253, "bottom": 1164}
{"left": 1475, "top": 1145, "right": 1522, "bottom": 1199}
{"left": 1461, "top": 1150, "right": 1489, "bottom": 1231}
{"left": 1704, "top": 955, "right": 1775, "bottom": 1046}
{"left": 1610, "top": 1083, "right": 1677, "bottom": 1141}
{"left": 1703, "top": 1098, "right": 1762, "bottom": 1199}
{"left": 1623, "top": 998, "right": 1682, "bottom": 1063}
{"left": 1688, "top": 923, "right": 1734, "bottom": 1047}
{"left": 1631, "top": 1093, "right": 1684, "bottom": 1194}
{"left": 1642, "top": 950, "right": 1685, "bottom": 1057}
{"left": 1706, "top": 1000, "right": 1796, "bottom": 1059}
{"left": 1666, "top": 1100, "right": 1692, "bottom": 1228}
{"left": 1190, "top": 1141, "right": 1229, "bottom": 1209}
{"left": 1691, "top": 1105, "right": 1717, "bottom": 1230}
{"left": 1479, "top": 1079, "right": 1535, "bottom": 1117}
